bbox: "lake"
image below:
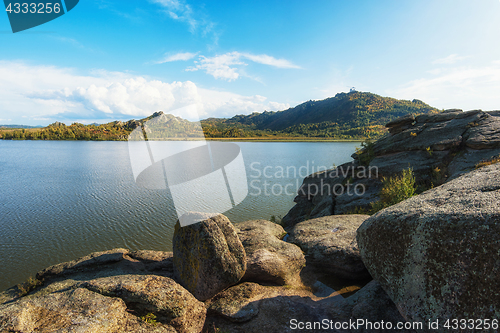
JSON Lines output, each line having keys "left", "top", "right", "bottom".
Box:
{"left": 0, "top": 140, "right": 359, "bottom": 291}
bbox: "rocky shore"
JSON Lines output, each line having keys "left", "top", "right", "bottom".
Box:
{"left": 282, "top": 109, "right": 500, "bottom": 223}
{"left": 1, "top": 109, "right": 499, "bottom": 332}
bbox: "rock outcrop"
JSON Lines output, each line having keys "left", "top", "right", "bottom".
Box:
{"left": 204, "top": 280, "right": 411, "bottom": 333}
{"left": 235, "top": 220, "right": 306, "bottom": 286}
{"left": 82, "top": 275, "right": 206, "bottom": 333}
{"left": 283, "top": 109, "right": 500, "bottom": 226}
{"left": 288, "top": 215, "right": 370, "bottom": 280}
{"left": 0, "top": 249, "right": 181, "bottom": 332}
{"left": 357, "top": 163, "right": 500, "bottom": 326}
{"left": 173, "top": 213, "right": 246, "bottom": 301}
{"left": 0, "top": 287, "right": 177, "bottom": 333}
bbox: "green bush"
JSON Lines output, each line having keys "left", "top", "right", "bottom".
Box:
{"left": 370, "top": 168, "right": 416, "bottom": 213}
{"left": 140, "top": 313, "right": 158, "bottom": 326}
{"left": 355, "top": 140, "right": 376, "bottom": 166}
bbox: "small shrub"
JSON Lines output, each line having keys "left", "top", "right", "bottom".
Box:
{"left": 140, "top": 313, "right": 158, "bottom": 326}
{"left": 426, "top": 147, "right": 433, "bottom": 156}
{"left": 475, "top": 155, "right": 500, "bottom": 169}
{"left": 431, "top": 166, "right": 447, "bottom": 186}
{"left": 355, "top": 140, "right": 375, "bottom": 166}
{"left": 370, "top": 168, "right": 416, "bottom": 213}
{"left": 410, "top": 132, "right": 417, "bottom": 137}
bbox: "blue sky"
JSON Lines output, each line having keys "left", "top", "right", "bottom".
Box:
{"left": 1, "top": 0, "right": 500, "bottom": 125}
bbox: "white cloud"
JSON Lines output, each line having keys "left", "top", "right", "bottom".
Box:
{"left": 186, "top": 52, "right": 300, "bottom": 81}
{"left": 155, "top": 52, "right": 198, "bottom": 64}
{"left": 187, "top": 52, "right": 244, "bottom": 81}
{"left": 389, "top": 63, "right": 500, "bottom": 110}
{"left": 35, "top": 78, "right": 200, "bottom": 118}
{"left": 432, "top": 54, "right": 470, "bottom": 65}
{"left": 0, "top": 61, "right": 289, "bottom": 125}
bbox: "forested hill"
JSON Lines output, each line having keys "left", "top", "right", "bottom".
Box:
{"left": 201, "top": 91, "right": 438, "bottom": 139}
{"left": 0, "top": 92, "right": 438, "bottom": 141}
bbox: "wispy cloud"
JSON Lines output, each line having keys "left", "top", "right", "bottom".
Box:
{"left": 148, "top": 0, "right": 218, "bottom": 44}
{"left": 432, "top": 54, "right": 471, "bottom": 65}
{"left": 52, "top": 36, "right": 85, "bottom": 48}
{"left": 49, "top": 36, "right": 102, "bottom": 54}
{"left": 240, "top": 53, "right": 301, "bottom": 69}
{"left": 185, "top": 52, "right": 301, "bottom": 81}
{"left": 155, "top": 52, "right": 198, "bottom": 64}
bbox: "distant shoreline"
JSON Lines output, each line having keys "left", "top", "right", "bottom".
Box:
{"left": 0, "top": 137, "right": 364, "bottom": 143}
{"left": 205, "top": 137, "right": 364, "bottom": 142}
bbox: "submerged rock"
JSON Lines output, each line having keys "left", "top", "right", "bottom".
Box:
{"left": 173, "top": 213, "right": 246, "bottom": 301}
{"left": 357, "top": 164, "right": 500, "bottom": 325}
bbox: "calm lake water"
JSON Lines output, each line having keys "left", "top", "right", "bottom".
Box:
{"left": 0, "top": 140, "right": 359, "bottom": 291}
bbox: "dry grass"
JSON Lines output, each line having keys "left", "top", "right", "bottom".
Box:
{"left": 475, "top": 155, "right": 500, "bottom": 169}
{"left": 16, "top": 276, "right": 42, "bottom": 297}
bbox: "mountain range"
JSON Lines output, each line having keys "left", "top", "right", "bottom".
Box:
{"left": 201, "top": 91, "right": 437, "bottom": 139}
{"left": 0, "top": 91, "right": 438, "bottom": 141}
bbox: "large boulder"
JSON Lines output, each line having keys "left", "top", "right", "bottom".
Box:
{"left": 173, "top": 213, "right": 246, "bottom": 301}
{"left": 236, "top": 220, "right": 306, "bottom": 286}
{"left": 357, "top": 164, "right": 500, "bottom": 325}
{"left": 82, "top": 275, "right": 206, "bottom": 333}
{"left": 0, "top": 249, "right": 183, "bottom": 333}
{"left": 288, "top": 215, "right": 370, "bottom": 280}
{"left": 0, "top": 287, "right": 176, "bottom": 333}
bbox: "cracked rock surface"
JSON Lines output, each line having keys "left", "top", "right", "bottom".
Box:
{"left": 0, "top": 249, "right": 181, "bottom": 332}
{"left": 357, "top": 164, "right": 500, "bottom": 325}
